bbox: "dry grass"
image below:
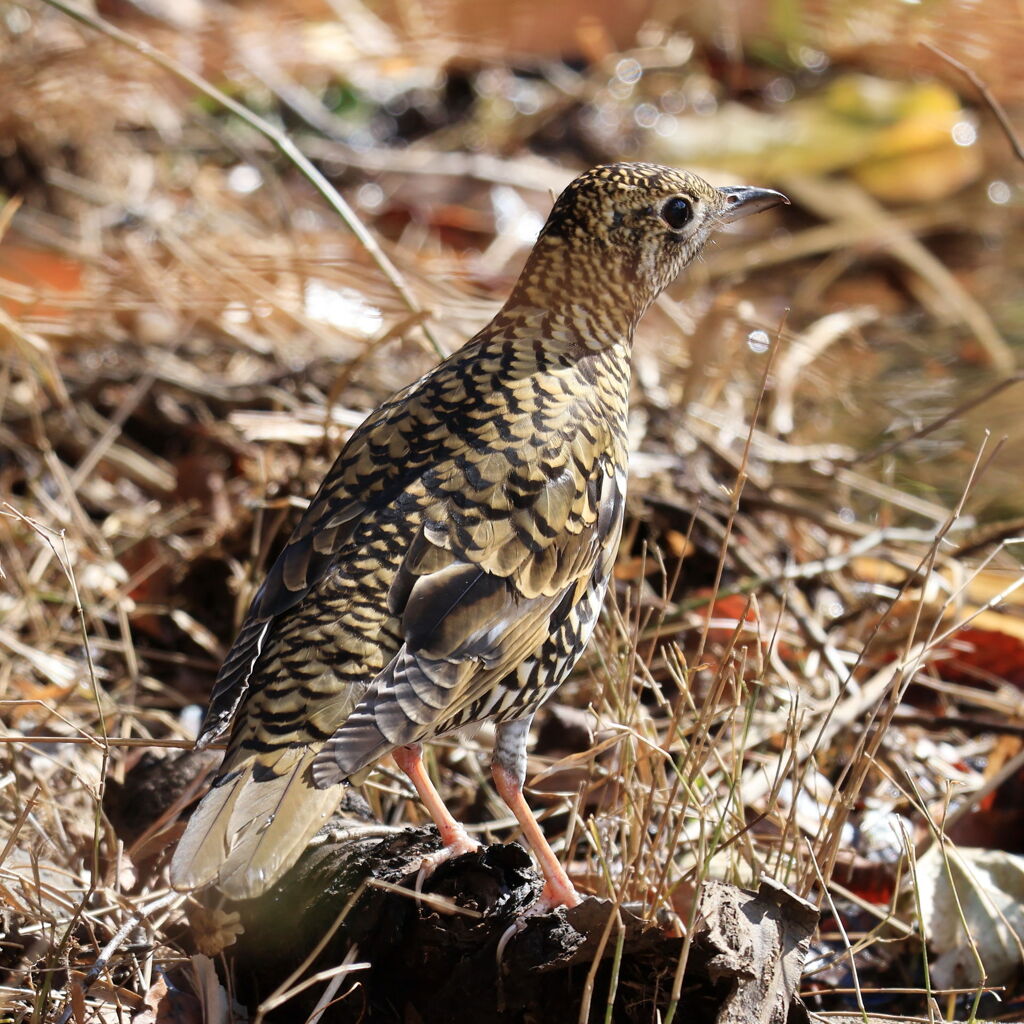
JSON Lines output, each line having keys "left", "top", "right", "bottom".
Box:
{"left": 2, "top": 2, "right": 1023, "bottom": 1021}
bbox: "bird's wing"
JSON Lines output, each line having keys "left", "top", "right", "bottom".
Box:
{"left": 171, "top": 384, "right": 432, "bottom": 898}
{"left": 195, "top": 490, "right": 367, "bottom": 746}
{"left": 194, "top": 375, "right": 429, "bottom": 747}
{"left": 313, "top": 445, "right": 626, "bottom": 782}
{"left": 169, "top": 452, "right": 378, "bottom": 898}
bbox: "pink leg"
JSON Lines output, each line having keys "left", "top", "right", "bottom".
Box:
{"left": 393, "top": 744, "right": 481, "bottom": 871}
{"left": 492, "top": 760, "right": 580, "bottom": 911}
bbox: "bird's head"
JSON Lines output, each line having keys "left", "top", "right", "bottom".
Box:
{"left": 509, "top": 162, "right": 788, "bottom": 334}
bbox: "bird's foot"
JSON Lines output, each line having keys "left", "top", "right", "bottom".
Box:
{"left": 413, "top": 826, "right": 483, "bottom": 902}
{"left": 495, "top": 876, "right": 582, "bottom": 961}
{"left": 534, "top": 875, "right": 582, "bottom": 913}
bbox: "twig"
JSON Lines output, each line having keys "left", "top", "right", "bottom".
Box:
{"left": 939, "top": 744, "right": 1024, "bottom": 836}
{"left": 769, "top": 307, "right": 878, "bottom": 436}
{"left": 58, "top": 892, "right": 182, "bottom": 1024}
{"left": 302, "top": 945, "right": 370, "bottom": 1024}
{"left": 810, "top": 437, "right": 1003, "bottom": 894}
{"left": 805, "top": 839, "right": 869, "bottom": 1023}
{"left": 852, "top": 372, "right": 1024, "bottom": 466}
{"left": 36, "top": 0, "right": 445, "bottom": 359}
{"left": 365, "top": 877, "right": 484, "bottom": 919}
{"left": 254, "top": 880, "right": 370, "bottom": 1023}
{"left": 0, "top": 735, "right": 221, "bottom": 750}
{"left": 693, "top": 314, "right": 784, "bottom": 670}
{"left": 921, "top": 40, "right": 1024, "bottom": 162}
{"left": 887, "top": 711, "right": 1024, "bottom": 739}
{"left": 782, "top": 175, "right": 1015, "bottom": 373}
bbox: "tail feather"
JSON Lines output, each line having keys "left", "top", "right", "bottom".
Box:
{"left": 170, "top": 748, "right": 342, "bottom": 900}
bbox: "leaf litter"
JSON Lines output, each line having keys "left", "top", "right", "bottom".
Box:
{"left": 1, "top": 1, "right": 1024, "bottom": 1021}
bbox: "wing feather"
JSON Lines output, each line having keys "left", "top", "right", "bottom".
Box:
{"left": 313, "top": 457, "right": 623, "bottom": 783}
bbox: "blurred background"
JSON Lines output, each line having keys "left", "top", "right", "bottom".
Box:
{"left": 2, "top": 0, "right": 1023, "bottom": 513}
{"left": 2, "top": 1, "right": 1024, "bottom": 1021}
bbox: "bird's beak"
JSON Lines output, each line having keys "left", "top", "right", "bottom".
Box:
{"left": 717, "top": 185, "right": 790, "bottom": 222}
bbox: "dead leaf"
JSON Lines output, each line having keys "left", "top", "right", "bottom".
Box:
{"left": 913, "top": 844, "right": 1024, "bottom": 987}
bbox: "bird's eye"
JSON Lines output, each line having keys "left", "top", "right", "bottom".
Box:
{"left": 661, "top": 196, "right": 693, "bottom": 230}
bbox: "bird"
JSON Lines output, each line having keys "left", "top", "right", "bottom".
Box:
{"left": 169, "top": 162, "right": 787, "bottom": 908}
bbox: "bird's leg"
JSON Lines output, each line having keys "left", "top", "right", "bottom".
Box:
{"left": 392, "top": 743, "right": 481, "bottom": 879}
{"left": 491, "top": 717, "right": 580, "bottom": 912}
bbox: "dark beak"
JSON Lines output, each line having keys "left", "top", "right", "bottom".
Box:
{"left": 717, "top": 185, "right": 790, "bottom": 222}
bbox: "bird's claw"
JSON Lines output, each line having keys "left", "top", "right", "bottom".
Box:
{"left": 412, "top": 831, "right": 483, "bottom": 908}
{"left": 495, "top": 882, "right": 581, "bottom": 961}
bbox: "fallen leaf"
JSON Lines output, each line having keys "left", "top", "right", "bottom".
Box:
{"left": 913, "top": 844, "right": 1024, "bottom": 987}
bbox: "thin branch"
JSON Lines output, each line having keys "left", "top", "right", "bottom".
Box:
{"left": 37, "top": 0, "right": 445, "bottom": 359}
{"left": 0, "top": 734, "right": 221, "bottom": 749}
{"left": 852, "top": 372, "right": 1024, "bottom": 466}
{"left": 922, "top": 40, "right": 1024, "bottom": 163}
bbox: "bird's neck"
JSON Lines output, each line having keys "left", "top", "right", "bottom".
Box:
{"left": 502, "top": 236, "right": 655, "bottom": 352}
{"left": 482, "top": 293, "right": 633, "bottom": 446}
